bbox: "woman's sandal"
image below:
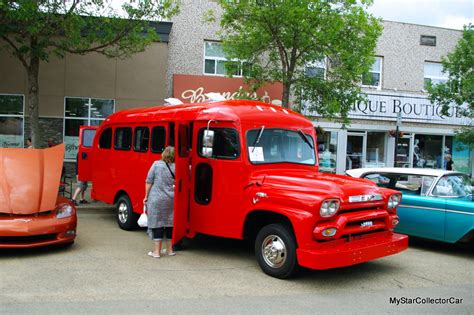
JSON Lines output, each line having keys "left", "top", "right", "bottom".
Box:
{"left": 147, "top": 251, "right": 160, "bottom": 258}
{"left": 167, "top": 252, "right": 176, "bottom": 256}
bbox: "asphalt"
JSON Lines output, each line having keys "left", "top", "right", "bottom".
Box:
{"left": 0, "top": 207, "right": 473, "bottom": 314}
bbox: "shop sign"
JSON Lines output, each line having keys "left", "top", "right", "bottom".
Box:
{"left": 64, "top": 136, "right": 79, "bottom": 160}
{"left": 173, "top": 74, "right": 283, "bottom": 105}
{"left": 0, "top": 135, "right": 23, "bottom": 148}
{"left": 349, "top": 92, "right": 470, "bottom": 125}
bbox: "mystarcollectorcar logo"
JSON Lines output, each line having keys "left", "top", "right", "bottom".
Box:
{"left": 390, "top": 296, "right": 464, "bottom": 305}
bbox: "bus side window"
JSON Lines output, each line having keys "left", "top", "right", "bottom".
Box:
{"left": 114, "top": 127, "right": 132, "bottom": 151}
{"left": 169, "top": 122, "right": 175, "bottom": 146}
{"left": 134, "top": 127, "right": 150, "bottom": 153}
{"left": 178, "top": 124, "right": 189, "bottom": 157}
{"left": 151, "top": 126, "right": 166, "bottom": 154}
{"left": 99, "top": 128, "right": 112, "bottom": 149}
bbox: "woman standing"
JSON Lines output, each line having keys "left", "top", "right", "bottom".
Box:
{"left": 143, "top": 146, "right": 176, "bottom": 258}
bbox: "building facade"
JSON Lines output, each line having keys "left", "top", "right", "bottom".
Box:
{"left": 165, "top": 1, "right": 473, "bottom": 177}
{"left": 0, "top": 22, "right": 171, "bottom": 164}
{"left": 0, "top": 2, "right": 472, "bottom": 176}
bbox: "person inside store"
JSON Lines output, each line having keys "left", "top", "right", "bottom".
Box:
{"left": 47, "top": 138, "right": 55, "bottom": 147}
{"left": 143, "top": 146, "right": 176, "bottom": 258}
{"left": 26, "top": 138, "right": 33, "bottom": 148}
{"left": 444, "top": 154, "right": 454, "bottom": 171}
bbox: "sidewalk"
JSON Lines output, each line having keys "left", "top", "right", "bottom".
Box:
{"left": 69, "top": 181, "right": 115, "bottom": 212}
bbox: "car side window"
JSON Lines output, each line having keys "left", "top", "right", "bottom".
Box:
{"left": 394, "top": 175, "right": 423, "bottom": 196}
{"left": 364, "top": 173, "right": 391, "bottom": 188}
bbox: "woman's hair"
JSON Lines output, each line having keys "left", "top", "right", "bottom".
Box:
{"left": 162, "top": 146, "right": 175, "bottom": 164}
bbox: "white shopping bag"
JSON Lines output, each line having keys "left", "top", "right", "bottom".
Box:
{"left": 137, "top": 205, "right": 148, "bottom": 227}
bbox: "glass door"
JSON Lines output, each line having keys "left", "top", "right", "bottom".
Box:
{"left": 396, "top": 134, "right": 413, "bottom": 168}
{"left": 346, "top": 132, "right": 366, "bottom": 170}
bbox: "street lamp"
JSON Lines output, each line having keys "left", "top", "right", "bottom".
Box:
{"left": 394, "top": 112, "right": 402, "bottom": 167}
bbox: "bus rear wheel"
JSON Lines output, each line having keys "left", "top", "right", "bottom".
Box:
{"left": 255, "top": 223, "right": 298, "bottom": 279}
{"left": 116, "top": 195, "right": 138, "bottom": 230}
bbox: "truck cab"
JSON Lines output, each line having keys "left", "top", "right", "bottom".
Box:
{"left": 79, "top": 100, "right": 408, "bottom": 278}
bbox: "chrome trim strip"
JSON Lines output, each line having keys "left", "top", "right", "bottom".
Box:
{"left": 446, "top": 209, "right": 474, "bottom": 216}
{"left": 399, "top": 205, "right": 445, "bottom": 212}
{"left": 399, "top": 205, "right": 474, "bottom": 216}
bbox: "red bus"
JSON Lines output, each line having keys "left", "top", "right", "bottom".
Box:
{"left": 78, "top": 100, "right": 407, "bottom": 278}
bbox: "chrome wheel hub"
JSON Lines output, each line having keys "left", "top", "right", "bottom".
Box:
{"left": 262, "top": 235, "right": 287, "bottom": 268}
{"left": 118, "top": 202, "right": 128, "bottom": 223}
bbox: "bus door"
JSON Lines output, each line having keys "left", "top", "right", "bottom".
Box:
{"left": 172, "top": 122, "right": 192, "bottom": 245}
{"left": 78, "top": 126, "right": 98, "bottom": 181}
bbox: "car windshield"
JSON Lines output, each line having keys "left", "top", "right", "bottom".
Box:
{"left": 432, "top": 174, "right": 472, "bottom": 197}
{"left": 246, "top": 128, "right": 316, "bottom": 165}
{"left": 364, "top": 173, "right": 436, "bottom": 196}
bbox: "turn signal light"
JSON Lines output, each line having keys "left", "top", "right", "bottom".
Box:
{"left": 322, "top": 228, "right": 337, "bottom": 237}
{"left": 392, "top": 219, "right": 399, "bottom": 226}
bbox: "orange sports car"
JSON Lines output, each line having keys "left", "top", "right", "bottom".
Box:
{"left": 0, "top": 144, "right": 77, "bottom": 248}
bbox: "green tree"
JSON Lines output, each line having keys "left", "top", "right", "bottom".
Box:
{"left": 428, "top": 24, "right": 474, "bottom": 148}
{"left": 217, "top": 0, "right": 381, "bottom": 122}
{"left": 0, "top": 0, "right": 178, "bottom": 147}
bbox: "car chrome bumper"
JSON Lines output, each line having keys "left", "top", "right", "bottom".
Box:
{"left": 297, "top": 231, "right": 408, "bottom": 270}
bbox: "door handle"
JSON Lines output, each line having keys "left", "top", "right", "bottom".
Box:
{"left": 178, "top": 179, "right": 182, "bottom": 192}
{"left": 81, "top": 152, "right": 88, "bottom": 160}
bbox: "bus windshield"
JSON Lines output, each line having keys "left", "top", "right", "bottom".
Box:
{"left": 246, "top": 128, "right": 316, "bottom": 165}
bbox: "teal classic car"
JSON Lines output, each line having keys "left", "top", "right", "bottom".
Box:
{"left": 346, "top": 168, "right": 473, "bottom": 244}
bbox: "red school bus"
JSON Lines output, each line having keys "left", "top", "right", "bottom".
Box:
{"left": 78, "top": 100, "right": 408, "bottom": 278}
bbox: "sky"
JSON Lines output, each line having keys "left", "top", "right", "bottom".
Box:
{"left": 368, "top": 0, "right": 473, "bottom": 30}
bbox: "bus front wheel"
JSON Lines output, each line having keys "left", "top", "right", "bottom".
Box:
{"left": 255, "top": 223, "right": 298, "bottom": 279}
{"left": 116, "top": 195, "right": 138, "bottom": 230}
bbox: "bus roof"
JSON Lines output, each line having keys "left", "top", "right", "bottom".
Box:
{"left": 102, "top": 100, "right": 313, "bottom": 129}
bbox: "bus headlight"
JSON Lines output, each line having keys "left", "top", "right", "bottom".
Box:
{"left": 388, "top": 194, "right": 402, "bottom": 209}
{"left": 320, "top": 199, "right": 340, "bottom": 217}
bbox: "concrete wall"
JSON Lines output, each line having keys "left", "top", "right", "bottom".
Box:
{"left": 0, "top": 41, "right": 169, "bottom": 118}
{"left": 374, "top": 21, "right": 462, "bottom": 94}
{"left": 165, "top": 2, "right": 462, "bottom": 98}
{"left": 166, "top": 0, "right": 222, "bottom": 97}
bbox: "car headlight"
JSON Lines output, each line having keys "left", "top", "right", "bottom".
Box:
{"left": 56, "top": 204, "right": 74, "bottom": 219}
{"left": 388, "top": 194, "right": 402, "bottom": 209}
{"left": 320, "top": 199, "right": 340, "bottom": 217}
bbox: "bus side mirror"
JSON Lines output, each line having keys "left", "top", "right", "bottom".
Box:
{"left": 202, "top": 130, "right": 215, "bottom": 158}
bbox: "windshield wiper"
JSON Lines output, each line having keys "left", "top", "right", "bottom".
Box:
{"left": 251, "top": 126, "right": 265, "bottom": 152}
{"left": 297, "top": 129, "right": 313, "bottom": 149}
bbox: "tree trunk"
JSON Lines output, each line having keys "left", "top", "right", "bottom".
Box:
{"left": 282, "top": 83, "right": 291, "bottom": 108}
{"left": 27, "top": 56, "right": 40, "bottom": 148}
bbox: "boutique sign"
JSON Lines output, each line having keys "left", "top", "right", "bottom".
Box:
{"left": 349, "top": 93, "right": 469, "bottom": 125}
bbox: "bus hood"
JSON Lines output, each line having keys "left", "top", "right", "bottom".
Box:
{"left": 0, "top": 144, "right": 64, "bottom": 215}
{"left": 249, "top": 168, "right": 389, "bottom": 205}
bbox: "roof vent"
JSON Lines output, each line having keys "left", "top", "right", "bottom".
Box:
{"left": 164, "top": 98, "right": 183, "bottom": 105}
{"left": 205, "top": 93, "right": 227, "bottom": 102}
{"left": 420, "top": 35, "right": 436, "bottom": 46}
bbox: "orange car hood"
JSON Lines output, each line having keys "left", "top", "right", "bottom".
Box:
{"left": 0, "top": 144, "right": 64, "bottom": 214}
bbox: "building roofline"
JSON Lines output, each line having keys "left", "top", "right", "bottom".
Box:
{"left": 382, "top": 19, "right": 464, "bottom": 32}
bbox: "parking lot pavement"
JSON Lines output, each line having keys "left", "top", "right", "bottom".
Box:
{"left": 1, "top": 208, "right": 473, "bottom": 314}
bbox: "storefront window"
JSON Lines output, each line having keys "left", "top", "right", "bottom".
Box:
{"left": 0, "top": 94, "right": 24, "bottom": 148}
{"left": 366, "top": 132, "right": 386, "bottom": 167}
{"left": 424, "top": 62, "right": 448, "bottom": 88}
{"left": 317, "top": 131, "right": 337, "bottom": 173}
{"left": 346, "top": 133, "right": 364, "bottom": 170}
{"left": 362, "top": 56, "right": 382, "bottom": 88}
{"left": 204, "top": 41, "right": 248, "bottom": 76}
{"left": 414, "top": 135, "right": 443, "bottom": 169}
{"left": 396, "top": 135, "right": 412, "bottom": 168}
{"left": 64, "top": 97, "right": 114, "bottom": 159}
